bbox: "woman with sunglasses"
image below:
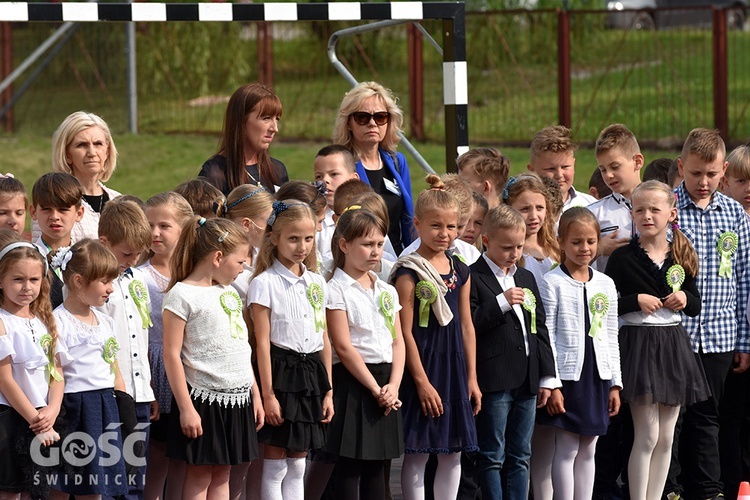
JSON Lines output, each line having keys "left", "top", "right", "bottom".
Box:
{"left": 333, "top": 81, "right": 415, "bottom": 254}
{"left": 199, "top": 83, "right": 289, "bottom": 195}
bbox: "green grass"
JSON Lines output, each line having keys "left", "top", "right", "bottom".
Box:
{"left": 0, "top": 132, "right": 677, "bottom": 203}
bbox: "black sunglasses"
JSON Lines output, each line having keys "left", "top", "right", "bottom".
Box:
{"left": 350, "top": 111, "right": 391, "bottom": 126}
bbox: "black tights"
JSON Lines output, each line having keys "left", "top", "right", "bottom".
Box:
{"left": 335, "top": 456, "right": 387, "bottom": 500}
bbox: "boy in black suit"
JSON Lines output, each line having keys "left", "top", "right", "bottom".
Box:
{"left": 470, "top": 204, "right": 557, "bottom": 500}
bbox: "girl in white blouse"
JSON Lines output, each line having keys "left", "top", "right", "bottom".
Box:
{"left": 0, "top": 239, "right": 65, "bottom": 497}
{"left": 323, "top": 208, "right": 405, "bottom": 499}
{"left": 249, "top": 200, "right": 334, "bottom": 499}
{"left": 162, "top": 217, "right": 263, "bottom": 499}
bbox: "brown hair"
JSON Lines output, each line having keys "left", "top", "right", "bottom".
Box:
{"left": 442, "top": 174, "right": 475, "bottom": 222}
{"left": 333, "top": 179, "right": 374, "bottom": 216}
{"left": 541, "top": 176, "right": 564, "bottom": 220}
{"left": 349, "top": 192, "right": 390, "bottom": 229}
{"left": 530, "top": 125, "right": 578, "bottom": 160}
{"left": 252, "top": 201, "right": 318, "bottom": 278}
{"left": 414, "top": 174, "right": 460, "bottom": 220}
{"left": 681, "top": 128, "right": 726, "bottom": 163}
{"left": 457, "top": 147, "right": 511, "bottom": 194}
{"left": 60, "top": 238, "right": 120, "bottom": 287}
{"left": 0, "top": 241, "right": 58, "bottom": 352}
{"left": 588, "top": 168, "right": 613, "bottom": 199}
{"left": 595, "top": 123, "right": 641, "bottom": 157}
{"left": 632, "top": 180, "right": 699, "bottom": 277}
{"left": 169, "top": 217, "right": 248, "bottom": 290}
{"left": 139, "top": 191, "right": 195, "bottom": 265}
{"left": 98, "top": 199, "right": 151, "bottom": 251}
{"left": 502, "top": 174, "right": 561, "bottom": 262}
{"left": 31, "top": 172, "right": 83, "bottom": 209}
{"left": 173, "top": 177, "right": 225, "bottom": 218}
{"left": 316, "top": 144, "right": 357, "bottom": 173}
{"left": 643, "top": 157, "right": 675, "bottom": 184}
{"left": 0, "top": 177, "right": 27, "bottom": 207}
{"left": 216, "top": 185, "right": 274, "bottom": 221}
{"left": 218, "top": 83, "right": 283, "bottom": 192}
{"left": 330, "top": 209, "right": 387, "bottom": 275}
{"left": 275, "top": 181, "right": 327, "bottom": 219}
{"left": 557, "top": 207, "right": 600, "bottom": 264}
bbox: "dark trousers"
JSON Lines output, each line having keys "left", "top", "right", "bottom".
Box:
{"left": 720, "top": 369, "right": 750, "bottom": 500}
{"left": 666, "top": 351, "right": 733, "bottom": 499}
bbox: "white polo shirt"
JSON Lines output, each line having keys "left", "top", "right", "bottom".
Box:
{"left": 587, "top": 192, "right": 635, "bottom": 271}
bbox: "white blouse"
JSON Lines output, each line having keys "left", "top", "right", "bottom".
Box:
{"left": 54, "top": 306, "right": 119, "bottom": 393}
{"left": 248, "top": 259, "right": 327, "bottom": 354}
{"left": 138, "top": 261, "right": 169, "bottom": 351}
{"left": 327, "top": 268, "right": 401, "bottom": 365}
{"left": 163, "top": 283, "right": 254, "bottom": 407}
{"left": 0, "top": 310, "right": 67, "bottom": 408}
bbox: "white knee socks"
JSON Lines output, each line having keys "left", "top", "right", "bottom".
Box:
{"left": 433, "top": 453, "right": 462, "bottom": 500}
{"left": 401, "top": 453, "right": 430, "bottom": 500}
{"left": 261, "top": 458, "right": 287, "bottom": 500}
{"left": 281, "top": 457, "right": 306, "bottom": 499}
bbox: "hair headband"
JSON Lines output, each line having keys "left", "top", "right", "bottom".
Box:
{"left": 0, "top": 242, "right": 51, "bottom": 274}
{"left": 341, "top": 204, "right": 361, "bottom": 216}
{"left": 311, "top": 180, "right": 328, "bottom": 205}
{"left": 502, "top": 177, "right": 519, "bottom": 201}
{"left": 267, "top": 200, "right": 308, "bottom": 227}
{"left": 223, "top": 187, "right": 267, "bottom": 216}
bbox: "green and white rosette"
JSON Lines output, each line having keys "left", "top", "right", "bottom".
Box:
{"left": 666, "top": 264, "right": 686, "bottom": 293}
{"left": 717, "top": 231, "right": 738, "bottom": 278}
{"left": 129, "top": 280, "right": 152, "bottom": 329}
{"left": 588, "top": 293, "right": 610, "bottom": 339}
{"left": 307, "top": 283, "right": 326, "bottom": 333}
{"left": 103, "top": 337, "right": 120, "bottom": 374}
{"left": 415, "top": 280, "right": 438, "bottom": 328}
{"left": 219, "top": 290, "right": 245, "bottom": 339}
{"left": 379, "top": 290, "right": 397, "bottom": 339}
{"left": 521, "top": 288, "right": 537, "bottom": 334}
{"left": 39, "top": 334, "right": 62, "bottom": 383}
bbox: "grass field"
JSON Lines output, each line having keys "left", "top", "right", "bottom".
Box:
{"left": 0, "top": 132, "right": 678, "bottom": 203}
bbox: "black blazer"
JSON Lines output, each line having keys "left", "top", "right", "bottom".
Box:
{"left": 470, "top": 256, "right": 557, "bottom": 394}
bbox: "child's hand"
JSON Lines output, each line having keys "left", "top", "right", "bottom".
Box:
{"left": 662, "top": 291, "right": 687, "bottom": 312}
{"left": 468, "top": 380, "right": 482, "bottom": 416}
{"left": 180, "top": 406, "right": 203, "bottom": 439}
{"left": 150, "top": 400, "right": 160, "bottom": 421}
{"left": 598, "top": 230, "right": 629, "bottom": 256}
{"left": 638, "top": 294, "right": 663, "bottom": 314}
{"left": 503, "top": 287, "right": 526, "bottom": 306}
{"left": 384, "top": 399, "right": 402, "bottom": 417}
{"left": 34, "top": 428, "right": 61, "bottom": 447}
{"left": 546, "top": 388, "right": 566, "bottom": 415}
{"left": 378, "top": 384, "right": 399, "bottom": 409}
{"left": 254, "top": 402, "right": 265, "bottom": 431}
{"left": 30, "top": 406, "right": 59, "bottom": 434}
{"left": 537, "top": 388, "right": 552, "bottom": 408}
{"left": 320, "top": 391, "right": 334, "bottom": 424}
{"left": 608, "top": 387, "right": 621, "bottom": 416}
{"left": 416, "top": 381, "right": 444, "bottom": 418}
{"left": 264, "top": 394, "right": 284, "bottom": 426}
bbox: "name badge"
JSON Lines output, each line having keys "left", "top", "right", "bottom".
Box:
{"left": 383, "top": 177, "right": 402, "bottom": 196}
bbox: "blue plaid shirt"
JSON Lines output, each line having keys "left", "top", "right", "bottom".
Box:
{"left": 675, "top": 184, "right": 750, "bottom": 353}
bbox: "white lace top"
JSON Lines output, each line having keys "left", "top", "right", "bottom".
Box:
{"left": 163, "top": 283, "right": 254, "bottom": 407}
{"left": 0, "top": 310, "right": 68, "bottom": 408}
{"left": 54, "top": 306, "right": 119, "bottom": 393}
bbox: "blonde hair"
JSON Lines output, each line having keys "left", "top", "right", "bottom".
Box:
{"left": 139, "top": 191, "right": 195, "bottom": 266}
{"left": 442, "top": 174, "right": 475, "bottom": 222}
{"left": 252, "top": 201, "right": 318, "bottom": 278}
{"left": 414, "top": 174, "right": 460, "bottom": 220}
{"left": 483, "top": 203, "right": 526, "bottom": 235}
{"left": 457, "top": 147, "right": 510, "bottom": 194}
{"left": 332, "top": 81, "right": 404, "bottom": 157}
{"left": 502, "top": 174, "right": 561, "bottom": 262}
{"left": 52, "top": 111, "right": 118, "bottom": 182}
{"left": 330, "top": 209, "right": 387, "bottom": 276}
{"left": 681, "top": 128, "right": 726, "bottom": 163}
{"left": 726, "top": 144, "right": 750, "bottom": 179}
{"left": 595, "top": 123, "right": 641, "bottom": 157}
{"left": 61, "top": 238, "right": 120, "bottom": 287}
{"left": 98, "top": 199, "right": 151, "bottom": 251}
{"left": 530, "top": 125, "right": 578, "bottom": 160}
{"left": 632, "top": 180, "right": 699, "bottom": 277}
{"left": 216, "top": 185, "right": 274, "bottom": 222}
{"left": 169, "top": 217, "right": 248, "bottom": 290}
{"left": 557, "top": 207, "right": 600, "bottom": 264}
{"left": 0, "top": 242, "right": 58, "bottom": 353}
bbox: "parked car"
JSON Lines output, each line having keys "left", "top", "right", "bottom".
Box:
{"left": 606, "top": 0, "right": 748, "bottom": 30}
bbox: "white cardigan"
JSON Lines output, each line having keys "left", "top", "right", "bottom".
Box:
{"left": 540, "top": 265, "right": 622, "bottom": 389}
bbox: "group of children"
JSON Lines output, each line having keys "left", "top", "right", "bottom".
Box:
{"left": 0, "top": 121, "right": 749, "bottom": 500}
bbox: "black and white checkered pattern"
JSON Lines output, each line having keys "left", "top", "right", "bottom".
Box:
{"left": 0, "top": 1, "right": 468, "bottom": 160}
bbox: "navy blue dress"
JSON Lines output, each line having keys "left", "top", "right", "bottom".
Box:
{"left": 536, "top": 265, "right": 611, "bottom": 436}
{"left": 395, "top": 254, "right": 478, "bottom": 454}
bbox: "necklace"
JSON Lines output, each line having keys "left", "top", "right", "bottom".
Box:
{"left": 443, "top": 257, "right": 457, "bottom": 291}
{"left": 83, "top": 193, "right": 106, "bottom": 213}
{"left": 245, "top": 165, "right": 261, "bottom": 186}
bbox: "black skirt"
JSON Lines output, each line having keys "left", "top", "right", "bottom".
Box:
{"left": 323, "top": 363, "right": 404, "bottom": 460}
{"left": 167, "top": 388, "right": 259, "bottom": 466}
{"left": 0, "top": 404, "right": 34, "bottom": 493}
{"left": 620, "top": 324, "right": 710, "bottom": 406}
{"left": 258, "top": 345, "right": 331, "bottom": 452}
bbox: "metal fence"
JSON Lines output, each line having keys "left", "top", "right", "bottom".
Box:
{"left": 2, "top": 5, "right": 749, "bottom": 146}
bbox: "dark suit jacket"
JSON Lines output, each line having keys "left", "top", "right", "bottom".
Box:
{"left": 470, "top": 256, "right": 557, "bottom": 394}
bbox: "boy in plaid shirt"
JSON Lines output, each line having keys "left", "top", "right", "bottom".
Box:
{"left": 667, "top": 128, "right": 750, "bottom": 500}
